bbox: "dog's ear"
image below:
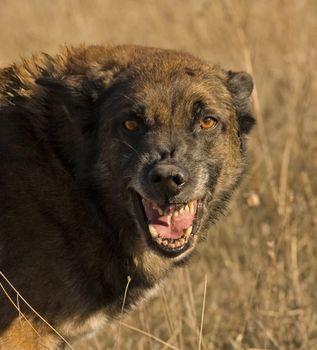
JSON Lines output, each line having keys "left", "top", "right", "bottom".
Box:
{"left": 35, "top": 67, "right": 120, "bottom": 171}
{"left": 36, "top": 64, "right": 120, "bottom": 105}
{"left": 35, "top": 76, "right": 88, "bottom": 171}
{"left": 227, "top": 71, "right": 255, "bottom": 134}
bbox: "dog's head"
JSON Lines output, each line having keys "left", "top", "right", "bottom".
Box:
{"left": 37, "top": 47, "right": 254, "bottom": 263}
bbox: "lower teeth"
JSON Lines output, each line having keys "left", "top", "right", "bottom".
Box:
{"left": 151, "top": 227, "right": 193, "bottom": 249}
{"left": 147, "top": 220, "right": 194, "bottom": 249}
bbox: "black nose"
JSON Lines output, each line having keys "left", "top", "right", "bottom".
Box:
{"left": 148, "top": 163, "right": 189, "bottom": 196}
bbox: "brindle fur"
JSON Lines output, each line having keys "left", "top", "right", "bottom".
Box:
{"left": 0, "top": 45, "right": 254, "bottom": 349}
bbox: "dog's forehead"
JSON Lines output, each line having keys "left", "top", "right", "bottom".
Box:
{"left": 128, "top": 66, "right": 232, "bottom": 125}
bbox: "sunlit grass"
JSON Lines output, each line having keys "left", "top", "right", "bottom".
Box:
{"left": 1, "top": 1, "right": 316, "bottom": 349}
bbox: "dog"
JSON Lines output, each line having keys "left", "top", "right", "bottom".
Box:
{"left": 0, "top": 44, "right": 254, "bottom": 349}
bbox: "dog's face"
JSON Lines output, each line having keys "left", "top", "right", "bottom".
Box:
{"left": 36, "top": 49, "right": 254, "bottom": 264}
{"left": 89, "top": 53, "right": 254, "bottom": 262}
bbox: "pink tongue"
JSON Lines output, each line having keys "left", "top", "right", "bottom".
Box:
{"left": 144, "top": 203, "right": 196, "bottom": 239}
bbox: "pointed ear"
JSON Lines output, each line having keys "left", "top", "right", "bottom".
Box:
{"left": 35, "top": 66, "right": 121, "bottom": 171}
{"left": 227, "top": 71, "right": 255, "bottom": 134}
{"left": 35, "top": 77, "right": 89, "bottom": 171}
{"left": 36, "top": 62, "right": 121, "bottom": 101}
{"left": 36, "top": 64, "right": 121, "bottom": 122}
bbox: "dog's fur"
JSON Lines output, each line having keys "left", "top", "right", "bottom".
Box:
{"left": 0, "top": 45, "right": 254, "bottom": 349}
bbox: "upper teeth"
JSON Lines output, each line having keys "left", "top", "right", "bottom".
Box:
{"left": 142, "top": 197, "right": 196, "bottom": 217}
{"left": 146, "top": 201, "right": 195, "bottom": 217}
{"left": 189, "top": 202, "right": 195, "bottom": 215}
{"left": 157, "top": 208, "right": 164, "bottom": 216}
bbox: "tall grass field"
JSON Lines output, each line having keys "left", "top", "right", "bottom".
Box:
{"left": 1, "top": 1, "right": 316, "bottom": 349}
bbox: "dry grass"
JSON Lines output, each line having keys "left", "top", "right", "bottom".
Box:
{"left": 1, "top": 0, "right": 317, "bottom": 349}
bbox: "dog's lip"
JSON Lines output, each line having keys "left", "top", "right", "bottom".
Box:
{"left": 132, "top": 192, "right": 201, "bottom": 258}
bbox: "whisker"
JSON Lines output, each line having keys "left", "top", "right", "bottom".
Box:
{"left": 116, "top": 139, "right": 142, "bottom": 160}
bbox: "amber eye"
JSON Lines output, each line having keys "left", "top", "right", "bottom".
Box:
{"left": 199, "top": 116, "right": 218, "bottom": 129}
{"left": 123, "top": 120, "right": 140, "bottom": 132}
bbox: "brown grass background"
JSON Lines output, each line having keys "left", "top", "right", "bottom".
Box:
{"left": 1, "top": 0, "right": 317, "bottom": 349}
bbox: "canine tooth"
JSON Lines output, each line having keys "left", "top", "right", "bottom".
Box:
{"left": 157, "top": 208, "right": 163, "bottom": 216}
{"left": 148, "top": 225, "right": 158, "bottom": 237}
{"left": 189, "top": 202, "right": 195, "bottom": 215}
{"left": 185, "top": 205, "right": 190, "bottom": 212}
{"left": 185, "top": 226, "right": 193, "bottom": 237}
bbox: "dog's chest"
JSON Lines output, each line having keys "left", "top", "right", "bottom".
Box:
{"left": 59, "top": 282, "right": 162, "bottom": 340}
{"left": 59, "top": 311, "right": 109, "bottom": 341}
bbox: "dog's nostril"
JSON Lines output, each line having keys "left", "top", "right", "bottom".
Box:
{"left": 150, "top": 172, "right": 162, "bottom": 184}
{"left": 172, "top": 174, "right": 186, "bottom": 187}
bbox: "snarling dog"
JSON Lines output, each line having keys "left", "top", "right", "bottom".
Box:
{"left": 0, "top": 45, "right": 254, "bottom": 349}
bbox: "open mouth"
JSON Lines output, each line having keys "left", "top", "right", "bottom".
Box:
{"left": 135, "top": 195, "right": 200, "bottom": 257}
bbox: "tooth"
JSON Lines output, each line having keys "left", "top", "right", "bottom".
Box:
{"left": 179, "top": 238, "right": 185, "bottom": 245}
{"left": 162, "top": 240, "right": 168, "bottom": 246}
{"left": 157, "top": 208, "right": 163, "bottom": 216}
{"left": 185, "top": 205, "right": 190, "bottom": 212}
{"left": 156, "top": 237, "right": 162, "bottom": 244}
{"left": 189, "top": 202, "right": 195, "bottom": 215}
{"left": 173, "top": 211, "right": 179, "bottom": 217}
{"left": 148, "top": 225, "right": 158, "bottom": 237}
{"left": 185, "top": 226, "right": 193, "bottom": 237}
{"left": 169, "top": 243, "right": 176, "bottom": 249}
{"left": 179, "top": 208, "right": 184, "bottom": 214}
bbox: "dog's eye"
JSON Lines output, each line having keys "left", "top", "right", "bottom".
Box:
{"left": 200, "top": 116, "right": 218, "bottom": 129}
{"left": 123, "top": 120, "right": 140, "bottom": 132}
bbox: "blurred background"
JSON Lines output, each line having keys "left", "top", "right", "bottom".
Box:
{"left": 1, "top": 0, "right": 316, "bottom": 349}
